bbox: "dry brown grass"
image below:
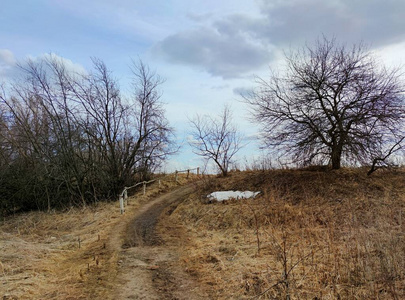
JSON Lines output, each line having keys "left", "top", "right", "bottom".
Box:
{"left": 167, "top": 168, "right": 405, "bottom": 299}
{"left": 0, "top": 172, "right": 197, "bottom": 299}
{"left": 3, "top": 169, "right": 403, "bottom": 299}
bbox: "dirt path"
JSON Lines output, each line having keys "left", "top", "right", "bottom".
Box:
{"left": 112, "top": 185, "right": 207, "bottom": 299}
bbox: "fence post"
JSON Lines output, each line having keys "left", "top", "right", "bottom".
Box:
{"left": 119, "top": 194, "right": 125, "bottom": 214}
{"left": 124, "top": 189, "right": 128, "bottom": 205}
{"left": 187, "top": 169, "right": 190, "bottom": 178}
{"left": 143, "top": 181, "right": 146, "bottom": 195}
{"left": 197, "top": 167, "right": 200, "bottom": 176}
{"left": 159, "top": 179, "right": 161, "bottom": 188}
{"left": 175, "top": 170, "right": 178, "bottom": 183}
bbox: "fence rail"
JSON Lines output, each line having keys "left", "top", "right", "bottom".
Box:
{"left": 119, "top": 167, "right": 200, "bottom": 214}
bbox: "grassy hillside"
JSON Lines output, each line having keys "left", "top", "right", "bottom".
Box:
{"left": 165, "top": 168, "right": 405, "bottom": 299}
{"left": 1, "top": 169, "right": 404, "bottom": 299}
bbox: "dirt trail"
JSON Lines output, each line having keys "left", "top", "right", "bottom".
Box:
{"left": 113, "top": 185, "right": 207, "bottom": 299}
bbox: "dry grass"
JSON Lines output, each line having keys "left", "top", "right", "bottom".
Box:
{"left": 167, "top": 168, "right": 405, "bottom": 299}
{"left": 0, "top": 172, "right": 197, "bottom": 299}
{"left": 2, "top": 169, "right": 403, "bottom": 299}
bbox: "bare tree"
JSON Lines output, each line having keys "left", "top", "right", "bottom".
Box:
{"left": 0, "top": 55, "right": 176, "bottom": 212}
{"left": 244, "top": 37, "right": 405, "bottom": 172}
{"left": 189, "top": 105, "right": 243, "bottom": 176}
{"left": 71, "top": 58, "right": 176, "bottom": 196}
{"left": 129, "top": 59, "right": 176, "bottom": 180}
{"left": 3, "top": 55, "right": 91, "bottom": 207}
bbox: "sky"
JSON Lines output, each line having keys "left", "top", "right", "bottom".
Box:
{"left": 1, "top": 0, "right": 405, "bottom": 172}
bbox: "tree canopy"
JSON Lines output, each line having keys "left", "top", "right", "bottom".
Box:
{"left": 188, "top": 105, "right": 243, "bottom": 176}
{"left": 245, "top": 37, "right": 405, "bottom": 171}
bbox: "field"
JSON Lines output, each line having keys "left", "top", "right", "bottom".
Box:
{"left": 1, "top": 168, "right": 404, "bottom": 299}
{"left": 164, "top": 168, "right": 405, "bottom": 299}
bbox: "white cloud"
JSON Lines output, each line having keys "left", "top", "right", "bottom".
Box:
{"left": 0, "top": 49, "right": 16, "bottom": 66}
{"left": 44, "top": 53, "right": 87, "bottom": 76}
{"left": 24, "top": 53, "right": 88, "bottom": 77}
{"left": 0, "top": 49, "right": 17, "bottom": 78}
{"left": 0, "top": 51, "right": 87, "bottom": 83}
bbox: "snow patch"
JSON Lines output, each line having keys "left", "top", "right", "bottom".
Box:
{"left": 207, "top": 191, "right": 261, "bottom": 202}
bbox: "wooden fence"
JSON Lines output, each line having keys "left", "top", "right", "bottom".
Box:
{"left": 119, "top": 167, "right": 200, "bottom": 214}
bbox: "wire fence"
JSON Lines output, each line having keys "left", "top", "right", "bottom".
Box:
{"left": 119, "top": 167, "right": 200, "bottom": 214}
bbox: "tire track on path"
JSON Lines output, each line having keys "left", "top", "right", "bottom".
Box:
{"left": 115, "top": 184, "right": 207, "bottom": 299}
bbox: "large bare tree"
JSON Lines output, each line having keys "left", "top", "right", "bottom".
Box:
{"left": 244, "top": 37, "right": 405, "bottom": 172}
{"left": 189, "top": 105, "right": 243, "bottom": 176}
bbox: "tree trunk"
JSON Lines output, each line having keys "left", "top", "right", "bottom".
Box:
{"left": 331, "top": 147, "right": 342, "bottom": 169}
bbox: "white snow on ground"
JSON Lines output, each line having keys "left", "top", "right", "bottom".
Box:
{"left": 207, "top": 191, "right": 261, "bottom": 202}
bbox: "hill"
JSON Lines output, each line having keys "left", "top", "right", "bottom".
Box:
{"left": 1, "top": 168, "right": 404, "bottom": 299}
{"left": 162, "top": 168, "right": 405, "bottom": 299}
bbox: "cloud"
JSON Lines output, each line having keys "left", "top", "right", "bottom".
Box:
{"left": 154, "top": 0, "right": 405, "bottom": 78}
{"left": 257, "top": 0, "right": 405, "bottom": 46}
{"left": 186, "top": 12, "right": 214, "bottom": 23}
{"left": 0, "top": 49, "right": 17, "bottom": 78}
{"left": 0, "top": 49, "right": 16, "bottom": 66}
{"left": 0, "top": 51, "right": 87, "bottom": 83}
{"left": 154, "top": 25, "right": 272, "bottom": 79}
{"left": 233, "top": 87, "right": 254, "bottom": 98}
{"left": 42, "top": 53, "right": 87, "bottom": 76}
{"left": 23, "top": 53, "right": 88, "bottom": 77}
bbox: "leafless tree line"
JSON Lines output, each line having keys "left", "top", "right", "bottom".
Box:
{"left": 1, "top": 37, "right": 403, "bottom": 213}
{"left": 0, "top": 56, "right": 175, "bottom": 213}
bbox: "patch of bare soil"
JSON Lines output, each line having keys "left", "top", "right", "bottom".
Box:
{"left": 114, "top": 184, "right": 209, "bottom": 299}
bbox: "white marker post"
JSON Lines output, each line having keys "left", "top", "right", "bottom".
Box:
{"left": 119, "top": 194, "right": 125, "bottom": 214}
